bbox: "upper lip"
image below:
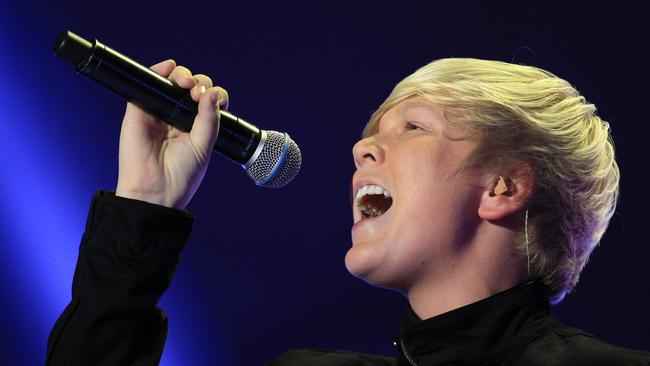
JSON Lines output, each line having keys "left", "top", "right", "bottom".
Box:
{"left": 351, "top": 174, "right": 393, "bottom": 223}
{"left": 351, "top": 175, "right": 390, "bottom": 201}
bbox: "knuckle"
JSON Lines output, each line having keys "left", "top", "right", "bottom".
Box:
{"left": 170, "top": 65, "right": 191, "bottom": 78}
{"left": 195, "top": 74, "right": 213, "bottom": 87}
{"left": 216, "top": 87, "right": 229, "bottom": 97}
{"left": 177, "top": 65, "right": 191, "bottom": 74}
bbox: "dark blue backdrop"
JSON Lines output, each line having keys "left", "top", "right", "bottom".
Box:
{"left": 1, "top": 1, "right": 648, "bottom": 365}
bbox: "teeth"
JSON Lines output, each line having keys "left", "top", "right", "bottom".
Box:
{"left": 354, "top": 187, "right": 363, "bottom": 201}
{"left": 354, "top": 184, "right": 391, "bottom": 201}
{"left": 354, "top": 184, "right": 393, "bottom": 220}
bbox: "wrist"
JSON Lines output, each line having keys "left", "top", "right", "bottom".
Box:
{"left": 115, "top": 187, "right": 170, "bottom": 208}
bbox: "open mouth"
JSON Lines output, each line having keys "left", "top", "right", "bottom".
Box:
{"left": 355, "top": 184, "right": 393, "bottom": 219}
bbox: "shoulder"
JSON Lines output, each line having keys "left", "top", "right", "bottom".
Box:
{"left": 553, "top": 325, "right": 650, "bottom": 365}
{"left": 518, "top": 323, "right": 650, "bottom": 366}
{"left": 268, "top": 348, "right": 396, "bottom": 366}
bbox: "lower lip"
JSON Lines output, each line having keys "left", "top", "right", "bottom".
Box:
{"left": 352, "top": 209, "right": 391, "bottom": 232}
{"left": 352, "top": 216, "right": 373, "bottom": 231}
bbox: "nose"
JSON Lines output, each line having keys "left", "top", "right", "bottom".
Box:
{"left": 352, "top": 136, "right": 384, "bottom": 169}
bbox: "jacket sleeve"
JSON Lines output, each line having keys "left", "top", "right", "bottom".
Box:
{"left": 46, "top": 190, "right": 194, "bottom": 366}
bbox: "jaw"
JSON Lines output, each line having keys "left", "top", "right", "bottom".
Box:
{"left": 347, "top": 198, "right": 458, "bottom": 293}
{"left": 344, "top": 238, "right": 412, "bottom": 295}
{"left": 347, "top": 206, "right": 400, "bottom": 285}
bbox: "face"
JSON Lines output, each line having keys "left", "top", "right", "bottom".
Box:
{"left": 347, "top": 96, "right": 484, "bottom": 293}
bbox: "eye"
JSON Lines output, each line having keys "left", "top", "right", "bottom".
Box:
{"left": 404, "top": 122, "right": 423, "bottom": 131}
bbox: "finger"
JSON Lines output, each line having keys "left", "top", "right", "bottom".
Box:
{"left": 150, "top": 59, "right": 176, "bottom": 77}
{"left": 189, "top": 87, "right": 229, "bottom": 158}
{"left": 194, "top": 74, "right": 213, "bottom": 88}
{"left": 169, "top": 65, "right": 196, "bottom": 89}
{"left": 190, "top": 83, "right": 208, "bottom": 102}
{"left": 190, "top": 74, "right": 214, "bottom": 101}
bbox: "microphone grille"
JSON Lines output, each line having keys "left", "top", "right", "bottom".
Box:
{"left": 246, "top": 130, "right": 302, "bottom": 188}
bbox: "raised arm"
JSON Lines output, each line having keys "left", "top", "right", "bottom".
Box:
{"left": 47, "top": 60, "right": 227, "bottom": 365}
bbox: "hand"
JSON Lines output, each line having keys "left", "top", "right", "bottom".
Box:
{"left": 115, "top": 59, "right": 229, "bottom": 209}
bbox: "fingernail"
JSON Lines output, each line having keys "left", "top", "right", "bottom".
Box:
{"left": 199, "top": 85, "right": 206, "bottom": 94}
{"left": 210, "top": 91, "right": 219, "bottom": 106}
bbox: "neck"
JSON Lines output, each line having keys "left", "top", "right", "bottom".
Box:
{"left": 407, "top": 224, "right": 531, "bottom": 320}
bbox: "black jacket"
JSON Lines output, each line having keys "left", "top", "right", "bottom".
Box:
{"left": 47, "top": 191, "right": 650, "bottom": 365}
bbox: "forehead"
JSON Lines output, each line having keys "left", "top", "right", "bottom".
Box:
{"left": 368, "top": 97, "right": 446, "bottom": 134}
{"left": 392, "top": 98, "right": 443, "bottom": 119}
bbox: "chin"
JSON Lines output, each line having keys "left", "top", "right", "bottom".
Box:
{"left": 344, "top": 245, "right": 372, "bottom": 278}
{"left": 344, "top": 244, "right": 405, "bottom": 293}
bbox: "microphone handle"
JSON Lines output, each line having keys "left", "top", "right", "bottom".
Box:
{"left": 55, "top": 31, "right": 261, "bottom": 166}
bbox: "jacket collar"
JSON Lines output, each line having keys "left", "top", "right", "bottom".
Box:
{"left": 396, "top": 280, "right": 554, "bottom": 365}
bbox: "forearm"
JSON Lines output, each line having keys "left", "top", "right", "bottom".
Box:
{"left": 47, "top": 191, "right": 193, "bottom": 366}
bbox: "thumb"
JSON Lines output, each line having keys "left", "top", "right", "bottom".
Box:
{"left": 189, "top": 87, "right": 229, "bottom": 159}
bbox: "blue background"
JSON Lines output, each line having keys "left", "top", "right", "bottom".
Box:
{"left": 1, "top": 1, "right": 648, "bottom": 365}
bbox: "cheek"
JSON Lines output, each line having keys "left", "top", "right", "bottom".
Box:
{"left": 390, "top": 142, "right": 478, "bottom": 249}
{"left": 395, "top": 189, "right": 458, "bottom": 255}
{"left": 399, "top": 179, "right": 482, "bottom": 258}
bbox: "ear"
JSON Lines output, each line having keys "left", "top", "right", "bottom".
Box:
{"left": 478, "top": 164, "right": 534, "bottom": 221}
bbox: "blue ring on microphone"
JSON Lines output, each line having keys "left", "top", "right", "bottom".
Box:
{"left": 259, "top": 133, "right": 290, "bottom": 187}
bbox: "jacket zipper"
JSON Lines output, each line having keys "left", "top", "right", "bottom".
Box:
{"left": 399, "top": 339, "right": 418, "bottom": 366}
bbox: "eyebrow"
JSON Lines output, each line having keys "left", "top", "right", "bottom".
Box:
{"left": 396, "top": 102, "right": 439, "bottom": 116}
{"left": 373, "top": 103, "right": 439, "bottom": 132}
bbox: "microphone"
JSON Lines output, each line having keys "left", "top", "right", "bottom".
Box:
{"left": 52, "top": 30, "right": 301, "bottom": 188}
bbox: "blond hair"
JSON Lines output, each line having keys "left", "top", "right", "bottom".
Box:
{"left": 365, "top": 58, "right": 619, "bottom": 304}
